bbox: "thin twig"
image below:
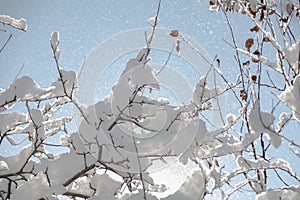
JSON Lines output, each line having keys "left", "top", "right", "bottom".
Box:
{"left": 14, "top": 64, "right": 25, "bottom": 81}
{"left": 0, "top": 34, "right": 12, "bottom": 54}
{"left": 156, "top": 43, "right": 175, "bottom": 75}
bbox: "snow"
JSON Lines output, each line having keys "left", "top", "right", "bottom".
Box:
{"left": 68, "top": 176, "right": 94, "bottom": 197}
{"left": 29, "top": 108, "right": 45, "bottom": 139}
{"left": 283, "top": 42, "right": 299, "bottom": 75}
{"left": 256, "top": 185, "right": 300, "bottom": 200}
{"left": 157, "top": 97, "right": 169, "bottom": 104}
{"left": 120, "top": 58, "right": 159, "bottom": 91}
{"left": 231, "top": 157, "right": 294, "bottom": 180}
{"left": 161, "top": 170, "right": 206, "bottom": 200}
{"left": 0, "top": 144, "right": 36, "bottom": 175}
{"left": 0, "top": 160, "right": 9, "bottom": 171}
{"left": 72, "top": 47, "right": 212, "bottom": 178}
{"left": 50, "top": 32, "right": 60, "bottom": 60}
{"left": 6, "top": 149, "right": 95, "bottom": 198}
{"left": 178, "top": 119, "right": 208, "bottom": 164}
{"left": 50, "top": 70, "right": 77, "bottom": 97}
{"left": 279, "top": 75, "right": 300, "bottom": 122}
{"left": 193, "top": 76, "right": 210, "bottom": 105}
{"left": 276, "top": 112, "right": 292, "bottom": 131}
{"left": 237, "top": 48, "right": 282, "bottom": 72}
{"left": 226, "top": 114, "right": 235, "bottom": 124}
{"left": 10, "top": 172, "right": 55, "bottom": 200}
{"left": 148, "top": 16, "right": 157, "bottom": 27}
{"left": 50, "top": 32, "right": 59, "bottom": 50}
{"left": 0, "top": 15, "right": 27, "bottom": 31}
{"left": 0, "top": 112, "right": 27, "bottom": 133}
{"left": 126, "top": 191, "right": 159, "bottom": 200}
{"left": 249, "top": 100, "right": 281, "bottom": 148}
{"left": 89, "top": 174, "right": 122, "bottom": 199}
{"left": 0, "top": 76, "right": 51, "bottom": 111}
{"left": 60, "top": 134, "right": 71, "bottom": 147}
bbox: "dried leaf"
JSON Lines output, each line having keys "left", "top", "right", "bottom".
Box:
{"left": 240, "top": 90, "right": 248, "bottom": 101}
{"left": 250, "top": 25, "right": 260, "bottom": 32}
{"left": 253, "top": 50, "right": 260, "bottom": 55}
{"left": 281, "top": 17, "right": 289, "bottom": 23}
{"left": 269, "top": 10, "right": 276, "bottom": 15}
{"left": 252, "top": 50, "right": 260, "bottom": 63}
{"left": 170, "top": 30, "right": 179, "bottom": 37}
{"left": 216, "top": 58, "right": 220, "bottom": 67}
{"left": 251, "top": 75, "right": 257, "bottom": 81}
{"left": 28, "top": 134, "right": 33, "bottom": 141}
{"left": 175, "top": 40, "right": 180, "bottom": 53}
{"left": 245, "top": 38, "right": 254, "bottom": 51}
{"left": 243, "top": 60, "right": 250, "bottom": 66}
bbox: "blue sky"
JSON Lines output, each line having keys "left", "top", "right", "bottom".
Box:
{"left": 0, "top": 0, "right": 241, "bottom": 88}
